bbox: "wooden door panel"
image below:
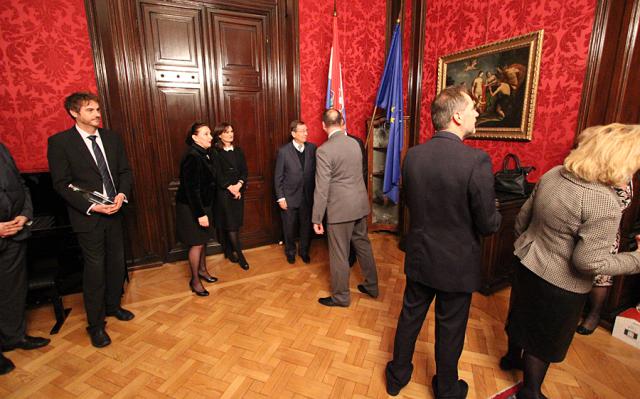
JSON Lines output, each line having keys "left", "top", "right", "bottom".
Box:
{"left": 223, "top": 91, "right": 264, "bottom": 176}
{"left": 218, "top": 22, "right": 261, "bottom": 73}
{"left": 158, "top": 88, "right": 204, "bottom": 177}
{"left": 140, "top": 1, "right": 209, "bottom": 257}
{"left": 210, "top": 8, "right": 275, "bottom": 245}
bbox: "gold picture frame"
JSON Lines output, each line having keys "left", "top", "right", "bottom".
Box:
{"left": 437, "top": 30, "right": 544, "bottom": 141}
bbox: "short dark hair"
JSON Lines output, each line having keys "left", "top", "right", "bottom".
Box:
{"left": 185, "top": 122, "right": 209, "bottom": 145}
{"left": 322, "top": 108, "right": 343, "bottom": 128}
{"left": 213, "top": 122, "right": 233, "bottom": 149}
{"left": 430, "top": 85, "right": 469, "bottom": 131}
{"left": 64, "top": 92, "right": 99, "bottom": 119}
{"left": 289, "top": 119, "right": 305, "bottom": 133}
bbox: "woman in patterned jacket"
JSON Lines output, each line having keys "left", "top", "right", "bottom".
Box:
{"left": 500, "top": 123, "right": 640, "bottom": 399}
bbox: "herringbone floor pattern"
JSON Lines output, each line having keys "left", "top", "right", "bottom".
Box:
{"left": 2, "top": 233, "right": 639, "bottom": 398}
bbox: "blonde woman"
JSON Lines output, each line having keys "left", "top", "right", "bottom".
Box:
{"left": 501, "top": 123, "right": 640, "bottom": 399}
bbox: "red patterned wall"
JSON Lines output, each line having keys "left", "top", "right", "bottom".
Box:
{"left": 0, "top": 0, "right": 97, "bottom": 172}
{"left": 299, "top": 0, "right": 387, "bottom": 145}
{"left": 419, "top": 0, "right": 596, "bottom": 181}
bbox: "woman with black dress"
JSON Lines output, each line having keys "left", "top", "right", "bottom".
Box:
{"left": 213, "top": 122, "right": 250, "bottom": 270}
{"left": 500, "top": 123, "right": 640, "bottom": 399}
{"left": 175, "top": 122, "right": 218, "bottom": 296}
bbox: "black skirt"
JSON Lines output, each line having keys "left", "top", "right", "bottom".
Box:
{"left": 175, "top": 202, "right": 214, "bottom": 246}
{"left": 506, "top": 262, "right": 588, "bottom": 363}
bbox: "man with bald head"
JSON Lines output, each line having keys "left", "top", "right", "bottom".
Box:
{"left": 312, "top": 109, "right": 378, "bottom": 307}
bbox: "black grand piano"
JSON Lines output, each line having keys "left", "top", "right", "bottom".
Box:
{"left": 23, "top": 172, "right": 83, "bottom": 334}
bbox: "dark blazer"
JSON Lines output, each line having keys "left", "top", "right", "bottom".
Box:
{"left": 346, "top": 134, "right": 367, "bottom": 186}
{"left": 274, "top": 141, "right": 316, "bottom": 208}
{"left": 176, "top": 144, "right": 216, "bottom": 218}
{"left": 402, "top": 131, "right": 501, "bottom": 292}
{"left": 0, "top": 143, "right": 33, "bottom": 245}
{"left": 312, "top": 131, "right": 369, "bottom": 224}
{"left": 47, "top": 126, "right": 132, "bottom": 233}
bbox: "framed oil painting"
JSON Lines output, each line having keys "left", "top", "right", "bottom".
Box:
{"left": 437, "top": 30, "right": 544, "bottom": 141}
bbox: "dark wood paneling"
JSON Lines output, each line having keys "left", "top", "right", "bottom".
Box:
{"left": 210, "top": 8, "right": 276, "bottom": 246}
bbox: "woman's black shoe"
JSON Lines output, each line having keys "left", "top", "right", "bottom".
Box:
{"left": 239, "top": 261, "right": 250, "bottom": 270}
{"left": 576, "top": 325, "right": 596, "bottom": 335}
{"left": 225, "top": 252, "right": 240, "bottom": 263}
{"left": 198, "top": 273, "right": 218, "bottom": 283}
{"left": 190, "top": 282, "right": 209, "bottom": 296}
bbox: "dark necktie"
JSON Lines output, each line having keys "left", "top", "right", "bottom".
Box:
{"left": 87, "top": 135, "right": 117, "bottom": 199}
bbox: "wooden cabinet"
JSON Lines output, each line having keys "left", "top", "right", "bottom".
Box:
{"left": 479, "top": 193, "right": 528, "bottom": 295}
{"left": 366, "top": 114, "right": 410, "bottom": 232}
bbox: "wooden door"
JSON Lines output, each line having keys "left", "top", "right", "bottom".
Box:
{"left": 139, "top": 1, "right": 209, "bottom": 260}
{"left": 208, "top": 8, "right": 276, "bottom": 247}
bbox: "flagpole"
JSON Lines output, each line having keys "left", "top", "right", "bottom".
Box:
{"left": 333, "top": 0, "right": 337, "bottom": 16}
{"left": 365, "top": 107, "right": 378, "bottom": 150}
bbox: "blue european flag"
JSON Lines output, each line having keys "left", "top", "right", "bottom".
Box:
{"left": 375, "top": 22, "right": 403, "bottom": 204}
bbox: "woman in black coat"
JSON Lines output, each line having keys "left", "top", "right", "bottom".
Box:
{"left": 175, "top": 122, "right": 218, "bottom": 296}
{"left": 212, "top": 122, "right": 250, "bottom": 270}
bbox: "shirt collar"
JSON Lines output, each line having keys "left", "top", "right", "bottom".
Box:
{"left": 223, "top": 145, "right": 234, "bottom": 152}
{"left": 76, "top": 124, "right": 100, "bottom": 139}
{"left": 292, "top": 141, "right": 304, "bottom": 152}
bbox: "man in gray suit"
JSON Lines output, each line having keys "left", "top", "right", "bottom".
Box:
{"left": 312, "top": 109, "right": 378, "bottom": 307}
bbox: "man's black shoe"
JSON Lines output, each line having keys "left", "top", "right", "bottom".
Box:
{"left": 357, "top": 284, "right": 379, "bottom": 298}
{"left": 318, "top": 297, "right": 348, "bottom": 307}
{"left": 300, "top": 254, "right": 311, "bottom": 264}
{"left": 432, "top": 375, "right": 469, "bottom": 399}
{"left": 2, "top": 335, "right": 50, "bottom": 352}
{"left": 87, "top": 328, "right": 111, "bottom": 348}
{"left": 0, "top": 353, "right": 15, "bottom": 375}
{"left": 106, "top": 307, "right": 135, "bottom": 321}
{"left": 286, "top": 255, "right": 295, "bottom": 264}
{"left": 499, "top": 354, "right": 523, "bottom": 371}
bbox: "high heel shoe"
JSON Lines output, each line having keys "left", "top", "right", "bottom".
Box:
{"left": 190, "top": 282, "right": 209, "bottom": 296}
{"left": 225, "top": 252, "right": 240, "bottom": 263}
{"left": 576, "top": 325, "right": 596, "bottom": 335}
{"left": 198, "top": 273, "right": 218, "bottom": 283}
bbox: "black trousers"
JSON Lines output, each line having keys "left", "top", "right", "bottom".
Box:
{"left": 387, "top": 278, "right": 472, "bottom": 398}
{"left": 280, "top": 198, "right": 311, "bottom": 258}
{"left": 0, "top": 240, "right": 27, "bottom": 347}
{"left": 76, "top": 216, "right": 126, "bottom": 330}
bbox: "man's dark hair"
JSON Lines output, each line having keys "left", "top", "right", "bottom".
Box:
{"left": 185, "top": 122, "right": 209, "bottom": 145}
{"left": 289, "top": 120, "right": 305, "bottom": 133}
{"left": 322, "top": 108, "right": 343, "bottom": 128}
{"left": 430, "top": 85, "right": 469, "bottom": 131}
{"left": 64, "top": 92, "right": 100, "bottom": 119}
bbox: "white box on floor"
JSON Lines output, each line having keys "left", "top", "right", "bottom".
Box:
{"left": 612, "top": 307, "right": 640, "bottom": 349}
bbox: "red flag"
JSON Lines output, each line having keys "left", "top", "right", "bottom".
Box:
{"left": 325, "top": 13, "right": 346, "bottom": 124}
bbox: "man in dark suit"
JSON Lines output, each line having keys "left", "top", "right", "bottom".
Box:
{"left": 385, "top": 86, "right": 502, "bottom": 398}
{"left": 47, "top": 92, "right": 133, "bottom": 348}
{"left": 0, "top": 143, "right": 50, "bottom": 375}
{"left": 274, "top": 120, "right": 317, "bottom": 264}
{"left": 312, "top": 109, "right": 378, "bottom": 307}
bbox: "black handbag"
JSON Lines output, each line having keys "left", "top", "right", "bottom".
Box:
{"left": 494, "top": 153, "right": 535, "bottom": 196}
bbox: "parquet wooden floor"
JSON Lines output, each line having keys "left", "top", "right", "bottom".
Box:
{"left": 2, "top": 233, "right": 639, "bottom": 398}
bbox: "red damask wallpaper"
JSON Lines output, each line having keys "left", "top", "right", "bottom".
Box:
{"left": 299, "top": 0, "right": 387, "bottom": 145}
{"left": 420, "top": 0, "right": 596, "bottom": 180}
{"left": 0, "top": 0, "right": 97, "bottom": 172}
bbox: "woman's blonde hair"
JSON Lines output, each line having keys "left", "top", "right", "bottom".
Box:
{"left": 564, "top": 123, "right": 640, "bottom": 186}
